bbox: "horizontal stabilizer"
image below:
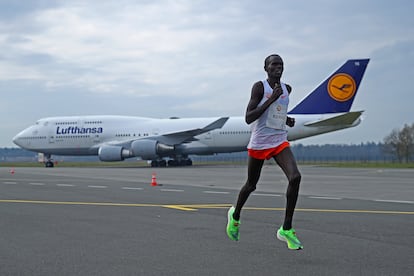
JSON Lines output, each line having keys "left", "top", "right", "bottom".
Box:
{"left": 304, "top": 111, "right": 363, "bottom": 127}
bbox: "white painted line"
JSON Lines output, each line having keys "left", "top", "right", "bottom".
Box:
{"left": 374, "top": 199, "right": 414, "bottom": 204}
{"left": 3, "top": 182, "right": 17, "bottom": 185}
{"left": 203, "top": 191, "right": 230, "bottom": 194}
{"left": 160, "top": 189, "right": 184, "bottom": 192}
{"left": 122, "top": 187, "right": 144, "bottom": 190}
{"left": 29, "top": 183, "right": 45, "bottom": 186}
{"left": 308, "top": 196, "right": 342, "bottom": 200}
{"left": 56, "top": 184, "right": 75, "bottom": 187}
{"left": 253, "top": 193, "right": 281, "bottom": 197}
{"left": 87, "top": 185, "right": 107, "bottom": 189}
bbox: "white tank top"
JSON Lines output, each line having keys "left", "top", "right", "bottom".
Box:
{"left": 247, "top": 80, "right": 289, "bottom": 150}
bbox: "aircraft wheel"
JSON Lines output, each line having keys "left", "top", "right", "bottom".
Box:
{"left": 159, "top": 160, "right": 167, "bottom": 167}
{"left": 168, "top": 160, "right": 178, "bottom": 167}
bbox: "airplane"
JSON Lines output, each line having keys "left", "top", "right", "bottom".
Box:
{"left": 13, "top": 59, "right": 370, "bottom": 167}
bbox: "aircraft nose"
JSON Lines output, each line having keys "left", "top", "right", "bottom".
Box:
{"left": 13, "top": 128, "right": 29, "bottom": 148}
{"left": 12, "top": 133, "right": 22, "bottom": 147}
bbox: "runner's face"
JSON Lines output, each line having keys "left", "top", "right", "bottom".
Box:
{"left": 266, "top": 56, "right": 284, "bottom": 79}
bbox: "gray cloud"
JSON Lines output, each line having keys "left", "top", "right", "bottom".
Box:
{"left": 1, "top": 0, "right": 413, "bottom": 146}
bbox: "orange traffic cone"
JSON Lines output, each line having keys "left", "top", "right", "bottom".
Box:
{"left": 10, "top": 168, "right": 15, "bottom": 175}
{"left": 151, "top": 172, "right": 158, "bottom": 186}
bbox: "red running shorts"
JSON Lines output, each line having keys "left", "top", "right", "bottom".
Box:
{"left": 248, "top": 141, "right": 290, "bottom": 160}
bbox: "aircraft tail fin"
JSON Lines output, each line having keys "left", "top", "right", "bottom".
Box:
{"left": 289, "top": 59, "right": 369, "bottom": 114}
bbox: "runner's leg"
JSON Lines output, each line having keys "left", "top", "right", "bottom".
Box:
{"left": 273, "top": 147, "right": 301, "bottom": 230}
{"left": 233, "top": 156, "right": 264, "bottom": 221}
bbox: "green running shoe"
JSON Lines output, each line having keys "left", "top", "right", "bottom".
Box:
{"left": 277, "top": 226, "right": 303, "bottom": 250}
{"left": 226, "top": 206, "right": 240, "bottom": 241}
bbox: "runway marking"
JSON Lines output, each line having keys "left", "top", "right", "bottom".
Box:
{"left": 4, "top": 180, "right": 411, "bottom": 206}
{"left": 374, "top": 199, "right": 414, "bottom": 204}
{"left": 0, "top": 200, "right": 413, "bottom": 215}
{"left": 56, "top": 184, "right": 75, "bottom": 187}
{"left": 87, "top": 185, "right": 107, "bottom": 189}
{"left": 163, "top": 205, "right": 197, "bottom": 211}
{"left": 247, "top": 207, "right": 414, "bottom": 215}
{"left": 296, "top": 208, "right": 414, "bottom": 215}
{"left": 160, "top": 189, "right": 184, "bottom": 192}
{"left": 203, "top": 191, "right": 229, "bottom": 194}
{"left": 217, "top": 206, "right": 414, "bottom": 215}
{"left": 253, "top": 193, "right": 281, "bottom": 197}
{"left": 308, "top": 196, "right": 342, "bottom": 200}
{"left": 179, "top": 204, "right": 231, "bottom": 208}
{"left": 29, "top": 182, "right": 45, "bottom": 186}
{"left": 0, "top": 199, "right": 160, "bottom": 208}
{"left": 0, "top": 199, "right": 195, "bottom": 211}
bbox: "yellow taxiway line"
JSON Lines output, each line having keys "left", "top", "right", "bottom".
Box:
{"left": 0, "top": 199, "right": 413, "bottom": 215}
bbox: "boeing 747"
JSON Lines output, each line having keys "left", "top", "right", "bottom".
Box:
{"left": 13, "top": 59, "right": 370, "bottom": 167}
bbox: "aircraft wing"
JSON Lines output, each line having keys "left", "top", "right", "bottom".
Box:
{"left": 304, "top": 111, "right": 363, "bottom": 127}
{"left": 150, "top": 117, "right": 229, "bottom": 145}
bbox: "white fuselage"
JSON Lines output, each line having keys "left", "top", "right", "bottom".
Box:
{"left": 13, "top": 113, "right": 361, "bottom": 159}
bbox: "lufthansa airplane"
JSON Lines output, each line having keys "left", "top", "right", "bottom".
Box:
{"left": 13, "top": 59, "right": 369, "bottom": 167}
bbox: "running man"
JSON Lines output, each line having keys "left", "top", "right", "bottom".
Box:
{"left": 226, "top": 54, "right": 303, "bottom": 250}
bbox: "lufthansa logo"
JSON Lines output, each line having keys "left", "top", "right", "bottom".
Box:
{"left": 327, "top": 73, "right": 356, "bottom": 102}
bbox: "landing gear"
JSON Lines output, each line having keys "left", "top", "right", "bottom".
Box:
{"left": 167, "top": 158, "right": 192, "bottom": 166}
{"left": 150, "top": 158, "right": 193, "bottom": 167}
{"left": 44, "top": 154, "right": 54, "bottom": 168}
{"left": 151, "top": 160, "right": 167, "bottom": 167}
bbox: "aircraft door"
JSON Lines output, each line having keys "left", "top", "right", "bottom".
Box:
{"left": 93, "top": 134, "right": 101, "bottom": 143}
{"left": 46, "top": 121, "right": 55, "bottom": 144}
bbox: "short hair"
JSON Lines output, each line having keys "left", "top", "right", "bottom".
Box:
{"left": 264, "top": 54, "right": 282, "bottom": 68}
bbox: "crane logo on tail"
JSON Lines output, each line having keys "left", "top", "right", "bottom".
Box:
{"left": 327, "top": 73, "right": 356, "bottom": 102}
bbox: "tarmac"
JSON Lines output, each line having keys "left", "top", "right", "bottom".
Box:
{"left": 1, "top": 165, "right": 413, "bottom": 275}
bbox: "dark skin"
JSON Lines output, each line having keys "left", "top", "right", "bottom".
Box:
{"left": 233, "top": 55, "right": 301, "bottom": 230}
{"left": 245, "top": 55, "right": 294, "bottom": 126}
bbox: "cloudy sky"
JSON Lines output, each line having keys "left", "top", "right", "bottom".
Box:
{"left": 1, "top": 0, "right": 413, "bottom": 147}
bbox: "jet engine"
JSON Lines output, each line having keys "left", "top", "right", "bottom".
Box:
{"left": 98, "top": 145, "right": 131, "bottom": 161}
{"left": 98, "top": 140, "right": 175, "bottom": 162}
{"left": 131, "top": 140, "right": 174, "bottom": 160}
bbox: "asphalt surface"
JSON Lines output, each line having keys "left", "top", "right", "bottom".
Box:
{"left": 1, "top": 165, "right": 413, "bottom": 276}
